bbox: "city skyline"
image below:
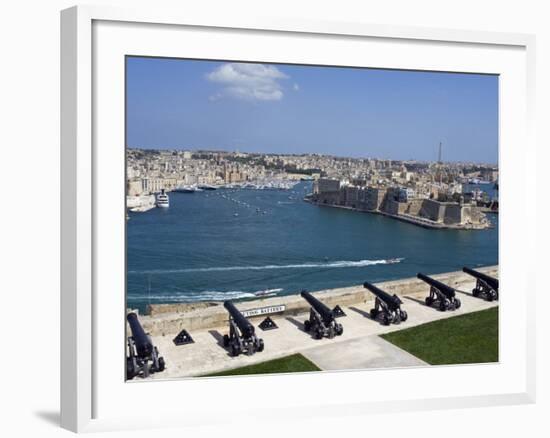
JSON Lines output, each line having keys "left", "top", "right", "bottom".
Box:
{"left": 127, "top": 57, "right": 499, "bottom": 165}
{"left": 127, "top": 146, "right": 496, "bottom": 166}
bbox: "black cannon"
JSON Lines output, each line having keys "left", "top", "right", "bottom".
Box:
{"left": 301, "top": 290, "right": 343, "bottom": 339}
{"left": 417, "top": 273, "right": 461, "bottom": 311}
{"left": 363, "top": 282, "right": 408, "bottom": 325}
{"left": 463, "top": 267, "right": 499, "bottom": 301}
{"left": 126, "top": 312, "right": 165, "bottom": 380}
{"left": 223, "top": 301, "right": 264, "bottom": 356}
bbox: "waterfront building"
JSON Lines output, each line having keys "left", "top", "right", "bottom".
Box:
{"left": 398, "top": 187, "right": 417, "bottom": 203}
{"left": 314, "top": 178, "right": 341, "bottom": 194}
{"left": 141, "top": 177, "right": 178, "bottom": 194}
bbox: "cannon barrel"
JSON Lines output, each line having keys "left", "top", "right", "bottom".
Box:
{"left": 363, "top": 282, "right": 402, "bottom": 308}
{"left": 127, "top": 313, "right": 153, "bottom": 358}
{"left": 301, "top": 290, "right": 333, "bottom": 323}
{"left": 462, "top": 267, "right": 499, "bottom": 290}
{"left": 417, "top": 273, "right": 456, "bottom": 297}
{"left": 224, "top": 301, "right": 255, "bottom": 338}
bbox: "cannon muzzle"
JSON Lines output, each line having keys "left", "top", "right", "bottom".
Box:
{"left": 224, "top": 300, "right": 255, "bottom": 338}
{"left": 363, "top": 282, "right": 402, "bottom": 308}
{"left": 127, "top": 312, "right": 154, "bottom": 358}
{"left": 462, "top": 267, "right": 499, "bottom": 291}
{"left": 300, "top": 290, "right": 343, "bottom": 338}
{"left": 301, "top": 290, "right": 334, "bottom": 324}
{"left": 417, "top": 273, "right": 456, "bottom": 298}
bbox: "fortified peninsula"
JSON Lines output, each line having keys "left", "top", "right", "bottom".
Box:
{"left": 126, "top": 147, "right": 498, "bottom": 229}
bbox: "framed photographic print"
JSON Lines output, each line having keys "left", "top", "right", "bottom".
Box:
{"left": 61, "top": 5, "right": 536, "bottom": 433}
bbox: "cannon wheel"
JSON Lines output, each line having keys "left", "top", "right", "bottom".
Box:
{"left": 315, "top": 328, "right": 324, "bottom": 339}
{"left": 335, "top": 324, "right": 343, "bottom": 336}
{"left": 382, "top": 314, "right": 391, "bottom": 325}
{"left": 257, "top": 339, "right": 265, "bottom": 352}
{"left": 400, "top": 310, "right": 408, "bottom": 322}
{"left": 327, "top": 326, "right": 335, "bottom": 339}
{"left": 304, "top": 320, "right": 311, "bottom": 332}
{"left": 126, "top": 357, "right": 137, "bottom": 380}
{"left": 472, "top": 288, "right": 480, "bottom": 297}
{"left": 230, "top": 343, "right": 240, "bottom": 357}
{"left": 393, "top": 311, "right": 401, "bottom": 324}
{"left": 439, "top": 299, "right": 449, "bottom": 311}
{"left": 370, "top": 308, "right": 378, "bottom": 319}
{"left": 157, "top": 356, "right": 165, "bottom": 372}
{"left": 454, "top": 298, "right": 461, "bottom": 309}
{"left": 425, "top": 297, "right": 433, "bottom": 307}
{"left": 223, "top": 334, "right": 230, "bottom": 347}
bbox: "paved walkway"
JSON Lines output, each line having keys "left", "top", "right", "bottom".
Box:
{"left": 302, "top": 335, "right": 427, "bottom": 371}
{"left": 144, "top": 280, "right": 498, "bottom": 380}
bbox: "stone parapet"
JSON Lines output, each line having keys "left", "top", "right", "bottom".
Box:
{"left": 138, "top": 265, "right": 498, "bottom": 336}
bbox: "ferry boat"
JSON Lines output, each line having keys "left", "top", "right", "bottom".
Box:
{"left": 468, "top": 178, "right": 492, "bottom": 185}
{"left": 156, "top": 189, "right": 170, "bottom": 208}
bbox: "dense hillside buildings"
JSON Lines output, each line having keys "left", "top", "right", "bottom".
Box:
{"left": 126, "top": 147, "right": 497, "bottom": 228}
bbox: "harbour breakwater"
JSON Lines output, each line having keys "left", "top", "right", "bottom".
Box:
{"left": 135, "top": 265, "right": 498, "bottom": 336}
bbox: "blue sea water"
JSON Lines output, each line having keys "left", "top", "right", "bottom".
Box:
{"left": 127, "top": 182, "right": 498, "bottom": 312}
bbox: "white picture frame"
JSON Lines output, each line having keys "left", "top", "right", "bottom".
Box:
{"left": 61, "top": 4, "right": 536, "bottom": 433}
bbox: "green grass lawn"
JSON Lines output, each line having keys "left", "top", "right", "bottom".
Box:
{"left": 203, "top": 353, "right": 321, "bottom": 377}
{"left": 381, "top": 307, "right": 499, "bottom": 365}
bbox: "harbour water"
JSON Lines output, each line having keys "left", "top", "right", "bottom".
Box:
{"left": 127, "top": 182, "right": 498, "bottom": 312}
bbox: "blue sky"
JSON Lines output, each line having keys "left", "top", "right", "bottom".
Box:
{"left": 126, "top": 57, "right": 498, "bottom": 164}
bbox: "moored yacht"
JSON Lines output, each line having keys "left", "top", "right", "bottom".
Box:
{"left": 156, "top": 189, "right": 170, "bottom": 208}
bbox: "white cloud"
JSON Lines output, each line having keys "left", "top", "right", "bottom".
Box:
{"left": 206, "top": 63, "right": 289, "bottom": 102}
{"left": 293, "top": 83, "right": 300, "bottom": 91}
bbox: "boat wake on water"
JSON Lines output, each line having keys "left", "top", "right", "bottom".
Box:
{"left": 128, "top": 258, "right": 404, "bottom": 275}
{"left": 128, "top": 288, "right": 284, "bottom": 302}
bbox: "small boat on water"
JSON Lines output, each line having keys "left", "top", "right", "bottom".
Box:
{"left": 156, "top": 189, "right": 169, "bottom": 208}
{"left": 174, "top": 187, "right": 196, "bottom": 193}
{"left": 385, "top": 258, "right": 402, "bottom": 264}
{"left": 253, "top": 288, "right": 282, "bottom": 297}
{"left": 173, "top": 185, "right": 196, "bottom": 193}
{"left": 198, "top": 184, "right": 217, "bottom": 191}
{"left": 174, "top": 184, "right": 206, "bottom": 193}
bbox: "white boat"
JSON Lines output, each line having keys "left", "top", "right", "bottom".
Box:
{"left": 156, "top": 189, "right": 169, "bottom": 208}
{"left": 173, "top": 184, "right": 196, "bottom": 193}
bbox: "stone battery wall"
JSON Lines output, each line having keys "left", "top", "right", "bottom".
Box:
{"left": 386, "top": 199, "right": 409, "bottom": 215}
{"left": 443, "top": 203, "right": 463, "bottom": 225}
{"left": 420, "top": 199, "right": 446, "bottom": 222}
{"left": 405, "top": 199, "right": 423, "bottom": 216}
{"left": 138, "top": 265, "right": 498, "bottom": 336}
